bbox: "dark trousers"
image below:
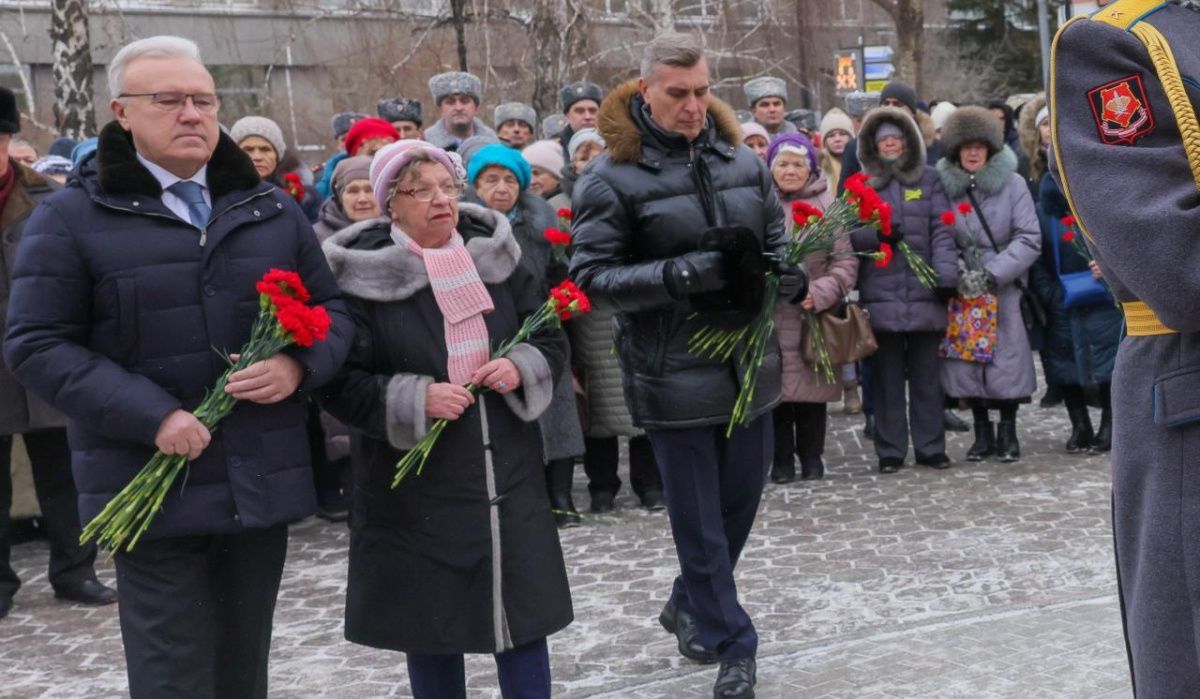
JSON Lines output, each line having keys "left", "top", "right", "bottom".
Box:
{"left": 772, "top": 402, "right": 828, "bottom": 470}
{"left": 872, "top": 331, "right": 946, "bottom": 461}
{"left": 860, "top": 358, "right": 875, "bottom": 415}
{"left": 583, "top": 435, "right": 661, "bottom": 498}
{"left": 113, "top": 525, "right": 288, "bottom": 699}
{"left": 0, "top": 428, "right": 97, "bottom": 599}
{"left": 405, "top": 637, "right": 551, "bottom": 699}
{"left": 646, "top": 416, "right": 770, "bottom": 660}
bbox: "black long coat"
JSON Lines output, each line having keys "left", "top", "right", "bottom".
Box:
{"left": 320, "top": 203, "right": 573, "bottom": 654}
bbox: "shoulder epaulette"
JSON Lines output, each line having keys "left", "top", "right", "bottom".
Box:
{"left": 1091, "top": 0, "right": 1168, "bottom": 30}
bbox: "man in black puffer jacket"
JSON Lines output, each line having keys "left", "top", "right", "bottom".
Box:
{"left": 3, "top": 36, "right": 352, "bottom": 698}
{"left": 569, "top": 33, "right": 804, "bottom": 699}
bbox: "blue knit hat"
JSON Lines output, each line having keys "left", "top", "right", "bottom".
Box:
{"left": 467, "top": 143, "right": 531, "bottom": 191}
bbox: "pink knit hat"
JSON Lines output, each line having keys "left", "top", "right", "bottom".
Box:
{"left": 740, "top": 122, "right": 770, "bottom": 143}
{"left": 369, "top": 139, "right": 462, "bottom": 212}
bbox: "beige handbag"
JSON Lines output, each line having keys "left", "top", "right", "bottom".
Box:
{"left": 801, "top": 303, "right": 878, "bottom": 365}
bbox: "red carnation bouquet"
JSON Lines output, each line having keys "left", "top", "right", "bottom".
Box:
{"left": 544, "top": 208, "right": 573, "bottom": 263}
{"left": 1060, "top": 215, "right": 1092, "bottom": 261}
{"left": 689, "top": 174, "right": 891, "bottom": 435}
{"left": 852, "top": 173, "right": 939, "bottom": 289}
{"left": 80, "top": 269, "right": 332, "bottom": 553}
{"left": 392, "top": 279, "right": 592, "bottom": 487}
{"left": 282, "top": 172, "right": 306, "bottom": 202}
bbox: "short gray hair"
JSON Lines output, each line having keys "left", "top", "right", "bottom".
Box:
{"left": 640, "top": 33, "right": 705, "bottom": 82}
{"left": 107, "top": 36, "right": 203, "bottom": 98}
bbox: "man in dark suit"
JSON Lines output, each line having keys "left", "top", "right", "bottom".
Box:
{"left": 4, "top": 36, "right": 352, "bottom": 697}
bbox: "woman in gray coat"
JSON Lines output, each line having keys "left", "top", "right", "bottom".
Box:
{"left": 935, "top": 107, "right": 1042, "bottom": 463}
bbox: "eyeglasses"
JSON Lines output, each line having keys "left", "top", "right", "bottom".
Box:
{"left": 392, "top": 183, "right": 464, "bottom": 202}
{"left": 117, "top": 92, "right": 221, "bottom": 114}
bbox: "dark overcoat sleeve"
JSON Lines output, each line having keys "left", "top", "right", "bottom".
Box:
{"left": 568, "top": 171, "right": 678, "bottom": 313}
{"left": 3, "top": 201, "right": 181, "bottom": 446}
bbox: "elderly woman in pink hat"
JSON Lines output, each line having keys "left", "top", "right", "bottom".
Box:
{"left": 319, "top": 139, "right": 573, "bottom": 698}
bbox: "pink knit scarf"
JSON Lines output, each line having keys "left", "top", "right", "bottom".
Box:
{"left": 392, "top": 226, "right": 494, "bottom": 384}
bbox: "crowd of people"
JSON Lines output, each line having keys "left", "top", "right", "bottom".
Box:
{"left": 0, "top": 27, "right": 1125, "bottom": 699}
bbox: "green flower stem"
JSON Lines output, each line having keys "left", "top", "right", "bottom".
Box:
{"left": 898, "top": 241, "right": 939, "bottom": 289}
{"left": 804, "top": 311, "right": 837, "bottom": 385}
{"left": 391, "top": 298, "right": 579, "bottom": 488}
{"left": 80, "top": 303, "right": 299, "bottom": 554}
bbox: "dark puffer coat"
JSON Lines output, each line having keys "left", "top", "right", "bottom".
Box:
{"left": 319, "top": 204, "right": 573, "bottom": 654}
{"left": 3, "top": 121, "right": 354, "bottom": 538}
{"left": 0, "top": 162, "right": 63, "bottom": 436}
{"left": 569, "top": 80, "right": 789, "bottom": 430}
{"left": 850, "top": 108, "right": 958, "bottom": 332}
{"left": 1029, "top": 174, "right": 1121, "bottom": 386}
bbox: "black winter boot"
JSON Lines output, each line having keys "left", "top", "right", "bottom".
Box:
{"left": 966, "top": 421, "right": 995, "bottom": 462}
{"left": 995, "top": 421, "right": 1020, "bottom": 462}
{"left": 1065, "top": 406, "right": 1095, "bottom": 454}
{"left": 546, "top": 459, "right": 582, "bottom": 528}
{"left": 1091, "top": 409, "right": 1112, "bottom": 454}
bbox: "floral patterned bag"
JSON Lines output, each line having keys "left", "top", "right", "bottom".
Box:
{"left": 941, "top": 293, "right": 998, "bottom": 364}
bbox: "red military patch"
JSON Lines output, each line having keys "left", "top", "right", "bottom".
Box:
{"left": 1087, "top": 74, "right": 1156, "bottom": 146}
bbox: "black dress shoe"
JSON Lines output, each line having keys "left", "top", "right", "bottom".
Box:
{"left": 659, "top": 601, "right": 719, "bottom": 664}
{"left": 713, "top": 657, "right": 756, "bottom": 699}
{"left": 769, "top": 463, "right": 796, "bottom": 484}
{"left": 590, "top": 491, "right": 616, "bottom": 514}
{"left": 54, "top": 579, "right": 117, "bottom": 606}
{"left": 800, "top": 457, "right": 825, "bottom": 480}
{"left": 863, "top": 414, "right": 876, "bottom": 440}
{"left": 916, "top": 453, "right": 952, "bottom": 470}
{"left": 878, "top": 457, "right": 903, "bottom": 474}
{"left": 0, "top": 595, "right": 11, "bottom": 619}
{"left": 640, "top": 489, "right": 666, "bottom": 511}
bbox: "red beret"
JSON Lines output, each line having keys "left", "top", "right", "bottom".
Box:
{"left": 344, "top": 118, "right": 400, "bottom": 157}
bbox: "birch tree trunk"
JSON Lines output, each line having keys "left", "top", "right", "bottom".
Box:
{"left": 869, "top": 0, "right": 925, "bottom": 95}
{"left": 50, "top": 0, "right": 96, "bottom": 138}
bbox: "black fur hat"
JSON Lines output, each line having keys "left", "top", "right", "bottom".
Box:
{"left": 691, "top": 226, "right": 767, "bottom": 321}
{"left": 0, "top": 87, "right": 19, "bottom": 134}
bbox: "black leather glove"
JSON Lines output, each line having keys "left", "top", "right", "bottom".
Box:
{"left": 665, "top": 250, "right": 729, "bottom": 299}
{"left": 775, "top": 261, "right": 809, "bottom": 305}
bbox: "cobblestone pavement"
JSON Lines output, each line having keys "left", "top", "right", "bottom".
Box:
{"left": 2, "top": 400, "right": 1132, "bottom": 698}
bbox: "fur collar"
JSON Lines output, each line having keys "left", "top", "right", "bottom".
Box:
{"left": 321, "top": 202, "right": 522, "bottom": 302}
{"left": 94, "top": 120, "right": 263, "bottom": 199}
{"left": 598, "top": 79, "right": 742, "bottom": 165}
{"left": 937, "top": 146, "right": 1018, "bottom": 198}
{"left": 1170, "top": 1, "right": 1200, "bottom": 10}
{"left": 857, "top": 107, "right": 928, "bottom": 188}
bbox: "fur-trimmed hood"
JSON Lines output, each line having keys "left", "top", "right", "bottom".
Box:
{"left": 81, "top": 120, "right": 263, "bottom": 200}
{"left": 321, "top": 202, "right": 522, "bottom": 302}
{"left": 939, "top": 106, "right": 1005, "bottom": 158}
{"left": 598, "top": 79, "right": 742, "bottom": 165}
{"left": 937, "top": 145, "right": 1019, "bottom": 198}
{"left": 857, "top": 107, "right": 928, "bottom": 187}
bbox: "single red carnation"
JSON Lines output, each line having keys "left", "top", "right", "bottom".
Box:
{"left": 1062, "top": 230, "right": 1076, "bottom": 243}
{"left": 876, "top": 242, "right": 894, "bottom": 268}
{"left": 957, "top": 202, "right": 973, "bottom": 215}
{"left": 877, "top": 202, "right": 893, "bottom": 237}
{"left": 1061, "top": 215, "right": 1076, "bottom": 228}
{"left": 257, "top": 269, "right": 311, "bottom": 303}
{"left": 940, "top": 211, "right": 956, "bottom": 227}
{"left": 556, "top": 208, "right": 573, "bottom": 221}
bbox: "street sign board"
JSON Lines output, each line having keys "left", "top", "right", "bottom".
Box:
{"left": 835, "top": 50, "right": 863, "bottom": 94}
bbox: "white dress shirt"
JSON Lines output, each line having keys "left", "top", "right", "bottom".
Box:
{"left": 136, "top": 154, "right": 212, "bottom": 224}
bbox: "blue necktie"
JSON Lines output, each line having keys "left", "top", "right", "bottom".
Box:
{"left": 168, "top": 180, "right": 211, "bottom": 228}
